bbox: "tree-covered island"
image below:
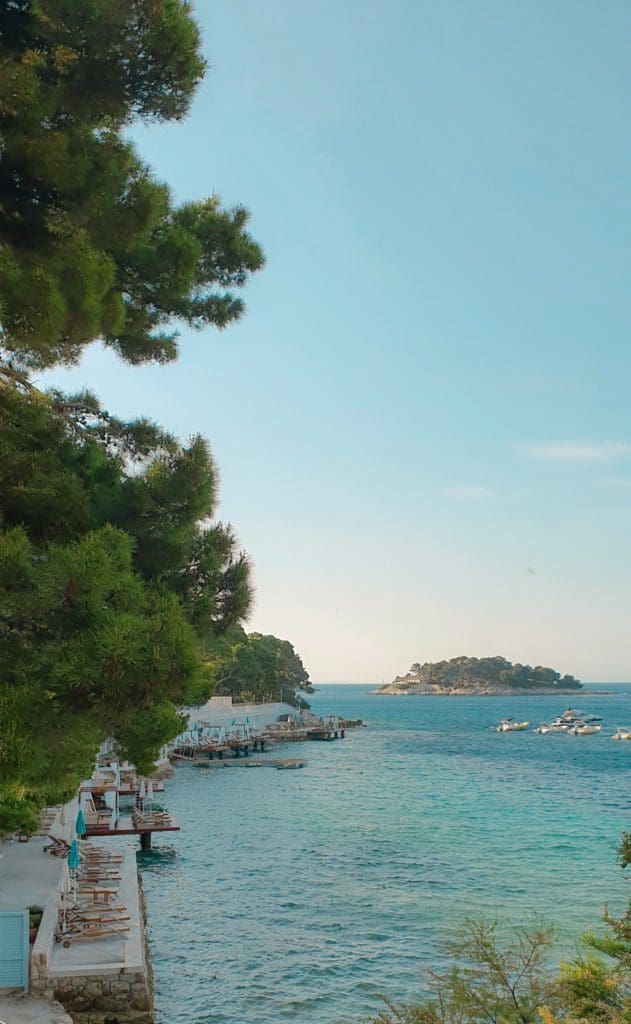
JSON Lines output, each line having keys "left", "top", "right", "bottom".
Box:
{"left": 375, "top": 656, "right": 582, "bottom": 695}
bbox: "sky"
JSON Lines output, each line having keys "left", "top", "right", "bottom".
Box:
{"left": 43, "top": 0, "right": 631, "bottom": 682}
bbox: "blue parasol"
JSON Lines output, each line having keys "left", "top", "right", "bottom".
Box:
{"left": 75, "top": 808, "right": 86, "bottom": 837}
{"left": 67, "top": 840, "right": 80, "bottom": 870}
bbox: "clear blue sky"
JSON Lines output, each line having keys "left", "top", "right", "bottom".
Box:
{"left": 44, "top": 0, "right": 631, "bottom": 682}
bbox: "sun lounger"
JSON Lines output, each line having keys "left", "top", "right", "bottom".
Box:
{"left": 75, "top": 885, "right": 119, "bottom": 903}
{"left": 80, "top": 848, "right": 123, "bottom": 863}
{"left": 56, "top": 922, "right": 130, "bottom": 947}
{"left": 61, "top": 896, "right": 126, "bottom": 915}
{"left": 43, "top": 834, "right": 70, "bottom": 856}
{"left": 63, "top": 909, "right": 130, "bottom": 927}
{"left": 77, "top": 868, "right": 121, "bottom": 879}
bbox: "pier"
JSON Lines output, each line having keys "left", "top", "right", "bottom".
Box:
{"left": 170, "top": 736, "right": 268, "bottom": 761}
{"left": 305, "top": 723, "right": 345, "bottom": 740}
{"left": 192, "top": 756, "right": 308, "bottom": 770}
{"left": 83, "top": 812, "right": 180, "bottom": 852}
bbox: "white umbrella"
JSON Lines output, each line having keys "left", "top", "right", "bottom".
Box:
{"left": 138, "top": 779, "right": 146, "bottom": 810}
{"left": 59, "top": 804, "right": 66, "bottom": 827}
{"left": 58, "top": 859, "right": 71, "bottom": 933}
{"left": 146, "top": 781, "right": 153, "bottom": 811}
{"left": 58, "top": 858, "right": 70, "bottom": 895}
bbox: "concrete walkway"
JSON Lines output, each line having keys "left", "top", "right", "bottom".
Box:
{"left": 0, "top": 993, "right": 72, "bottom": 1023}
{"left": 0, "top": 837, "right": 62, "bottom": 912}
{"left": 36, "top": 843, "right": 144, "bottom": 978}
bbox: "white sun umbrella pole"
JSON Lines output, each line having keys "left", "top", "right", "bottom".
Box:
{"left": 58, "top": 859, "right": 70, "bottom": 933}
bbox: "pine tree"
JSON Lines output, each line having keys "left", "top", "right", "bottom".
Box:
{"left": 0, "top": 382, "right": 252, "bottom": 829}
{"left": 0, "top": 1, "right": 264, "bottom": 369}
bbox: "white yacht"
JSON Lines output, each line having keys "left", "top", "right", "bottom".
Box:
{"left": 535, "top": 707, "right": 603, "bottom": 735}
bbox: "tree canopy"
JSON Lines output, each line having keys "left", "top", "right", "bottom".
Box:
{"left": 396, "top": 657, "right": 582, "bottom": 692}
{"left": 199, "top": 627, "right": 313, "bottom": 707}
{"left": 0, "top": 0, "right": 264, "bottom": 368}
{"left": 0, "top": 381, "right": 252, "bottom": 830}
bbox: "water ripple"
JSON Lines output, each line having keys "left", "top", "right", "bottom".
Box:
{"left": 141, "top": 685, "right": 631, "bottom": 1024}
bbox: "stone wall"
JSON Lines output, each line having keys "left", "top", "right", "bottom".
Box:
{"left": 49, "top": 969, "right": 152, "bottom": 1024}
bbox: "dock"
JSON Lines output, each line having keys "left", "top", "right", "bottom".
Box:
{"left": 264, "top": 716, "right": 348, "bottom": 741}
{"left": 84, "top": 812, "right": 180, "bottom": 851}
{"left": 170, "top": 736, "right": 268, "bottom": 761}
{"left": 305, "top": 724, "right": 345, "bottom": 740}
{"left": 192, "top": 756, "right": 307, "bottom": 770}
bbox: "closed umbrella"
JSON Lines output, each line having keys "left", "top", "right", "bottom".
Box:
{"left": 58, "top": 859, "right": 70, "bottom": 931}
{"left": 146, "top": 781, "right": 153, "bottom": 811}
{"left": 59, "top": 804, "right": 66, "bottom": 827}
{"left": 58, "top": 858, "right": 70, "bottom": 894}
{"left": 67, "top": 840, "right": 80, "bottom": 870}
{"left": 67, "top": 839, "right": 80, "bottom": 901}
{"left": 75, "top": 808, "right": 86, "bottom": 837}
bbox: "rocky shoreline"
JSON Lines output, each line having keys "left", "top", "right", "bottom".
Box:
{"left": 370, "top": 686, "right": 613, "bottom": 696}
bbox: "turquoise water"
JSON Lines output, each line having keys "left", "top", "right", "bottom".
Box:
{"left": 140, "top": 684, "right": 631, "bottom": 1024}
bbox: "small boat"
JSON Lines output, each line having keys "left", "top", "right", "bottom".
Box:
{"left": 611, "top": 728, "right": 631, "bottom": 741}
{"left": 568, "top": 722, "right": 602, "bottom": 736}
{"left": 495, "top": 718, "right": 529, "bottom": 732}
{"left": 535, "top": 708, "right": 604, "bottom": 735}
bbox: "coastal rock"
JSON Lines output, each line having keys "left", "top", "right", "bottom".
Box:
{"left": 0, "top": 994, "right": 74, "bottom": 1024}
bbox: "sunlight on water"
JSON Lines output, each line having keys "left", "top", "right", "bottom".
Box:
{"left": 140, "top": 685, "right": 631, "bottom": 1024}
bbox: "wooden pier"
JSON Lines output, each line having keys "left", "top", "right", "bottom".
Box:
{"left": 305, "top": 725, "right": 345, "bottom": 740}
{"left": 192, "top": 756, "right": 307, "bottom": 770}
{"left": 83, "top": 812, "right": 180, "bottom": 851}
{"left": 169, "top": 736, "right": 268, "bottom": 762}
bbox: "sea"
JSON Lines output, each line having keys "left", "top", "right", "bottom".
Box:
{"left": 139, "top": 684, "right": 631, "bottom": 1024}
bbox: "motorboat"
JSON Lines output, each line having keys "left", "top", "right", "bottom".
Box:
{"left": 495, "top": 718, "right": 530, "bottom": 732}
{"left": 568, "top": 722, "right": 602, "bottom": 736}
{"left": 611, "top": 727, "right": 631, "bottom": 741}
{"left": 558, "top": 708, "right": 602, "bottom": 723}
{"left": 534, "top": 722, "right": 568, "bottom": 734}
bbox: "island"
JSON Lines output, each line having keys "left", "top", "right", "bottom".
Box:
{"left": 373, "top": 656, "right": 583, "bottom": 696}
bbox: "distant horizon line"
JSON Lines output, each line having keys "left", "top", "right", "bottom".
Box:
{"left": 309, "top": 680, "right": 631, "bottom": 686}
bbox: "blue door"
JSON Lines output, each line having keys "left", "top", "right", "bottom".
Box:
{"left": 0, "top": 911, "right": 29, "bottom": 990}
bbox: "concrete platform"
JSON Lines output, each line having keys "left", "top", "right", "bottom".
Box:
{"left": 0, "top": 836, "right": 63, "bottom": 913}
{"left": 42, "top": 845, "right": 144, "bottom": 977}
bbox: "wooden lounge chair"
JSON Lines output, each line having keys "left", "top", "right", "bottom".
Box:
{"left": 63, "top": 909, "right": 130, "bottom": 926}
{"left": 61, "top": 896, "right": 126, "bottom": 915}
{"left": 43, "top": 834, "right": 70, "bottom": 856}
{"left": 56, "top": 922, "right": 130, "bottom": 947}
{"left": 80, "top": 847, "right": 123, "bottom": 863}
{"left": 75, "top": 885, "right": 119, "bottom": 903}
{"left": 77, "top": 867, "right": 121, "bottom": 879}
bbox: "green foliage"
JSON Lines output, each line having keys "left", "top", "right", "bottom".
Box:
{"left": 619, "top": 834, "right": 631, "bottom": 870}
{"left": 367, "top": 919, "right": 556, "bottom": 1024}
{"left": 399, "top": 656, "right": 581, "bottom": 692}
{"left": 558, "top": 902, "right": 631, "bottom": 1023}
{"left": 0, "top": 383, "right": 252, "bottom": 830}
{"left": 364, "top": 842, "right": 631, "bottom": 1024}
{"left": 0, "top": 1, "right": 264, "bottom": 368}
{"left": 201, "top": 627, "right": 312, "bottom": 706}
